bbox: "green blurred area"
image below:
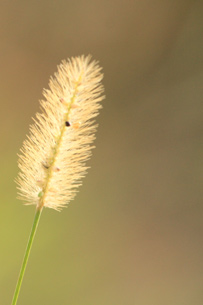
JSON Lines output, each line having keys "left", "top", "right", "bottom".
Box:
{"left": 0, "top": 1, "right": 203, "bottom": 304}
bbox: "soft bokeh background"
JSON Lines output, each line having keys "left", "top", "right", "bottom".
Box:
{"left": 0, "top": 1, "right": 203, "bottom": 304}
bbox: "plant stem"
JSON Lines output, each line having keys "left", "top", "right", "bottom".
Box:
{"left": 11, "top": 207, "right": 42, "bottom": 305}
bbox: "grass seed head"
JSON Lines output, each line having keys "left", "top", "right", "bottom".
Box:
{"left": 16, "top": 55, "right": 105, "bottom": 211}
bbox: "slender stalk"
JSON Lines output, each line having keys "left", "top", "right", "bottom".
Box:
{"left": 11, "top": 207, "right": 42, "bottom": 305}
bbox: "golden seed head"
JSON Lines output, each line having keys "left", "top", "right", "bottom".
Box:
{"left": 16, "top": 55, "right": 105, "bottom": 211}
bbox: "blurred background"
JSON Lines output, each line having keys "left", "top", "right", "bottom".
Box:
{"left": 0, "top": 1, "right": 203, "bottom": 304}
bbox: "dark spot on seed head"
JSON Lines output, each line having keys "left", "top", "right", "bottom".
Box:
{"left": 42, "top": 162, "right": 49, "bottom": 169}
{"left": 65, "top": 121, "right": 71, "bottom": 127}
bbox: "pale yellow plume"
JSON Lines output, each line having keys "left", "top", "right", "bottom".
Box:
{"left": 16, "top": 55, "right": 105, "bottom": 211}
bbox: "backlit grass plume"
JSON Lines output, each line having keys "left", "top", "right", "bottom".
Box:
{"left": 11, "top": 55, "right": 105, "bottom": 305}
{"left": 17, "top": 55, "right": 104, "bottom": 211}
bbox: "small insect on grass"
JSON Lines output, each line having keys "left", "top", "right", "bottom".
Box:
{"left": 65, "top": 121, "right": 71, "bottom": 127}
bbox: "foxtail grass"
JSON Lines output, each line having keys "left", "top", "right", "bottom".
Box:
{"left": 11, "top": 55, "right": 105, "bottom": 305}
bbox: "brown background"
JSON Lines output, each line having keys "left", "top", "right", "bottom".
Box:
{"left": 0, "top": 1, "right": 203, "bottom": 304}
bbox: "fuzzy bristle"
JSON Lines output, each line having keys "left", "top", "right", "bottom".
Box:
{"left": 16, "top": 55, "right": 105, "bottom": 211}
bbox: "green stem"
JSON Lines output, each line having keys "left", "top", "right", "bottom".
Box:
{"left": 11, "top": 207, "right": 42, "bottom": 305}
